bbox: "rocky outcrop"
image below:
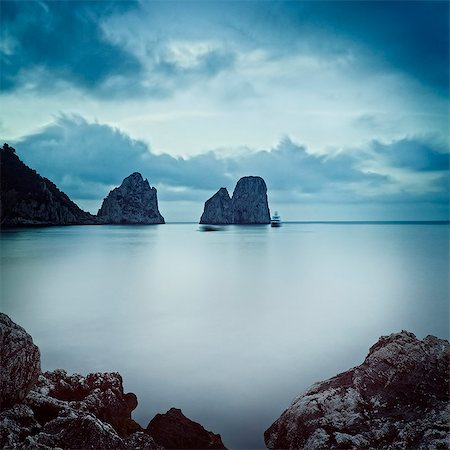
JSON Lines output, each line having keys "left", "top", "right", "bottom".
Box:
{"left": 0, "top": 313, "right": 226, "bottom": 449}
{"left": 231, "top": 176, "right": 270, "bottom": 224}
{"left": 0, "top": 313, "right": 40, "bottom": 410}
{"left": 199, "top": 176, "right": 271, "bottom": 224}
{"left": 265, "top": 331, "right": 450, "bottom": 450}
{"left": 146, "top": 408, "right": 226, "bottom": 449}
{"left": 199, "top": 188, "right": 233, "bottom": 224}
{"left": 98, "top": 172, "right": 164, "bottom": 224}
{"left": 0, "top": 144, "right": 97, "bottom": 227}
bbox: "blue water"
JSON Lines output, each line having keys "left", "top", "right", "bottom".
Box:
{"left": 1, "top": 223, "right": 448, "bottom": 449}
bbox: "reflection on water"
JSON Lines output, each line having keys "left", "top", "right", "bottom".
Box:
{"left": 1, "top": 223, "right": 448, "bottom": 449}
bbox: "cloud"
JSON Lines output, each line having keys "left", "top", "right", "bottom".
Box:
{"left": 0, "top": 1, "right": 142, "bottom": 93}
{"left": 13, "top": 116, "right": 448, "bottom": 213}
{"left": 370, "top": 138, "right": 449, "bottom": 172}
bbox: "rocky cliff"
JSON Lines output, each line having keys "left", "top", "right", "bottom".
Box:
{"left": 199, "top": 188, "right": 233, "bottom": 224}
{"left": 264, "top": 331, "right": 450, "bottom": 450}
{"left": 0, "top": 144, "right": 97, "bottom": 227}
{"left": 98, "top": 172, "right": 165, "bottom": 224}
{"left": 0, "top": 313, "right": 226, "bottom": 449}
{"left": 199, "top": 176, "right": 271, "bottom": 224}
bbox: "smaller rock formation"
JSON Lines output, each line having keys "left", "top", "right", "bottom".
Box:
{"left": 0, "top": 144, "right": 97, "bottom": 227}
{"left": 264, "top": 331, "right": 450, "bottom": 450}
{"left": 0, "top": 313, "right": 40, "bottom": 410}
{"left": 199, "top": 188, "right": 233, "bottom": 224}
{"left": 146, "top": 408, "right": 227, "bottom": 449}
{"left": 98, "top": 172, "right": 165, "bottom": 224}
{"left": 199, "top": 176, "right": 271, "bottom": 224}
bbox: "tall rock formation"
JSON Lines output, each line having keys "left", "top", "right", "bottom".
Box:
{"left": 231, "top": 176, "right": 270, "bottom": 224}
{"left": 0, "top": 313, "right": 40, "bottom": 410}
{"left": 199, "top": 188, "right": 232, "bottom": 224}
{"left": 264, "top": 331, "right": 450, "bottom": 450}
{"left": 0, "top": 144, "right": 97, "bottom": 227}
{"left": 199, "top": 176, "right": 271, "bottom": 224}
{"left": 98, "top": 172, "right": 164, "bottom": 224}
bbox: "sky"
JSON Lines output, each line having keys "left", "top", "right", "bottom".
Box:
{"left": 1, "top": 0, "right": 449, "bottom": 221}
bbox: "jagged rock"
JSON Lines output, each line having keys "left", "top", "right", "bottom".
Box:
{"left": 199, "top": 188, "right": 233, "bottom": 224}
{"left": 146, "top": 408, "right": 227, "bottom": 449}
{"left": 0, "top": 313, "right": 40, "bottom": 410}
{"left": 199, "top": 176, "right": 271, "bottom": 224}
{"left": 264, "top": 331, "right": 450, "bottom": 450}
{"left": 0, "top": 143, "right": 97, "bottom": 227}
{"left": 98, "top": 172, "right": 164, "bottom": 224}
{"left": 28, "top": 369, "right": 141, "bottom": 437}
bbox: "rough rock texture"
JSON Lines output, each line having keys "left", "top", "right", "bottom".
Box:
{"left": 265, "top": 331, "right": 450, "bottom": 450}
{"left": 199, "top": 188, "right": 233, "bottom": 224}
{"left": 146, "top": 408, "right": 227, "bottom": 449}
{"left": 199, "top": 176, "right": 271, "bottom": 224}
{"left": 98, "top": 172, "right": 164, "bottom": 224}
{"left": 232, "top": 176, "right": 270, "bottom": 224}
{"left": 0, "top": 144, "right": 97, "bottom": 227}
{"left": 0, "top": 313, "right": 225, "bottom": 450}
{"left": 0, "top": 313, "right": 40, "bottom": 410}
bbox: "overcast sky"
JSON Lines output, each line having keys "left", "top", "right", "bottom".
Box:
{"left": 1, "top": 0, "right": 448, "bottom": 221}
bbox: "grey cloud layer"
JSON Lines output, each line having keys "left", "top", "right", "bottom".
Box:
{"left": 13, "top": 116, "right": 449, "bottom": 208}
{"left": 1, "top": 1, "right": 447, "bottom": 97}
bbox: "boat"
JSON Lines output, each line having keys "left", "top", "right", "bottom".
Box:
{"left": 271, "top": 212, "right": 282, "bottom": 227}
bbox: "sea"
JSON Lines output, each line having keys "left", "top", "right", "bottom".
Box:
{"left": 1, "top": 222, "right": 449, "bottom": 449}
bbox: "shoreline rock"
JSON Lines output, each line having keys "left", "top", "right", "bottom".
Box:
{"left": 264, "top": 330, "right": 450, "bottom": 449}
{"left": 0, "top": 313, "right": 225, "bottom": 449}
{"left": 0, "top": 143, "right": 98, "bottom": 228}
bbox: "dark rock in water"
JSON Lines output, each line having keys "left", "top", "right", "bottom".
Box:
{"left": 264, "top": 331, "right": 450, "bottom": 450}
{"left": 199, "top": 176, "right": 271, "bottom": 224}
{"left": 199, "top": 188, "right": 232, "bottom": 224}
{"left": 146, "top": 407, "right": 227, "bottom": 449}
{"left": 0, "top": 143, "right": 97, "bottom": 227}
{"left": 232, "top": 176, "right": 270, "bottom": 224}
{"left": 0, "top": 313, "right": 40, "bottom": 410}
{"left": 98, "top": 172, "right": 165, "bottom": 224}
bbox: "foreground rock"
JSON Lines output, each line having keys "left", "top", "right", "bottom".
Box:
{"left": 200, "top": 176, "right": 271, "bottom": 224}
{"left": 265, "top": 331, "right": 450, "bottom": 450}
{"left": 0, "top": 313, "right": 226, "bottom": 449}
{"left": 0, "top": 144, "right": 97, "bottom": 227}
{"left": 98, "top": 172, "right": 165, "bottom": 224}
{"left": 147, "top": 408, "right": 226, "bottom": 449}
{"left": 0, "top": 314, "right": 40, "bottom": 410}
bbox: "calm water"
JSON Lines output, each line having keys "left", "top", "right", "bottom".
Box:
{"left": 1, "top": 223, "right": 448, "bottom": 449}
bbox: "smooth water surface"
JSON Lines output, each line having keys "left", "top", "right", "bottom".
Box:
{"left": 1, "top": 223, "right": 449, "bottom": 448}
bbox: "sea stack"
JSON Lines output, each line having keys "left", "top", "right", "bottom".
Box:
{"left": 97, "top": 173, "right": 164, "bottom": 224}
{"left": 231, "top": 176, "right": 270, "bottom": 224}
{"left": 199, "top": 176, "right": 270, "bottom": 224}
{"left": 199, "top": 187, "right": 233, "bottom": 224}
{"left": 264, "top": 331, "right": 450, "bottom": 450}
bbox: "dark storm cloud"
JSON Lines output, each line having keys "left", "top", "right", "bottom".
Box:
{"left": 14, "top": 115, "right": 232, "bottom": 199}
{"left": 12, "top": 116, "right": 448, "bottom": 207}
{"left": 277, "top": 1, "right": 449, "bottom": 94}
{"left": 370, "top": 138, "right": 449, "bottom": 172}
{"left": 0, "top": 1, "right": 142, "bottom": 92}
